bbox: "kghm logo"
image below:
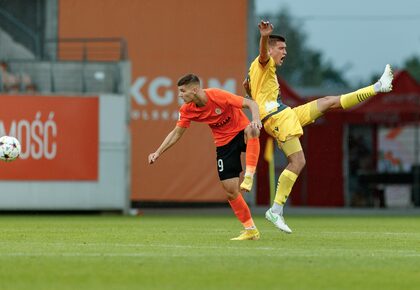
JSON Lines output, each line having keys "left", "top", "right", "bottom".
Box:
{"left": 131, "top": 76, "right": 237, "bottom": 121}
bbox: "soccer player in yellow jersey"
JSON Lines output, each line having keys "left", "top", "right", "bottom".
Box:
{"left": 246, "top": 20, "right": 393, "bottom": 233}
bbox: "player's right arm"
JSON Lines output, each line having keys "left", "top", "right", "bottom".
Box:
{"left": 148, "top": 125, "right": 186, "bottom": 164}
{"left": 258, "top": 20, "right": 273, "bottom": 66}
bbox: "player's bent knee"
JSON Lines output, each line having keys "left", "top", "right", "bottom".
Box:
{"left": 226, "top": 191, "right": 239, "bottom": 201}
{"left": 288, "top": 151, "right": 306, "bottom": 172}
{"left": 299, "top": 156, "right": 306, "bottom": 169}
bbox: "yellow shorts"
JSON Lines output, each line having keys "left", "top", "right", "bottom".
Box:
{"left": 263, "top": 100, "right": 320, "bottom": 143}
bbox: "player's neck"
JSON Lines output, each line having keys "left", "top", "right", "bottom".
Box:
{"left": 193, "top": 90, "right": 208, "bottom": 107}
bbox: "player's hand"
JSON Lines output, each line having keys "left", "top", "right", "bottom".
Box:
{"left": 258, "top": 20, "right": 273, "bottom": 37}
{"left": 250, "top": 120, "right": 262, "bottom": 130}
{"left": 148, "top": 152, "right": 159, "bottom": 164}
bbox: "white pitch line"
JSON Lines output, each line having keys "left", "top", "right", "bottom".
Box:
{"left": 0, "top": 251, "right": 326, "bottom": 258}
{"left": 320, "top": 231, "right": 420, "bottom": 236}
{"left": 0, "top": 241, "right": 280, "bottom": 251}
{"left": 1, "top": 251, "right": 420, "bottom": 258}
{"left": 0, "top": 241, "right": 420, "bottom": 254}
{"left": 0, "top": 242, "right": 419, "bottom": 258}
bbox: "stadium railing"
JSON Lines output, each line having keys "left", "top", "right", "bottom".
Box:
{"left": 1, "top": 38, "right": 129, "bottom": 94}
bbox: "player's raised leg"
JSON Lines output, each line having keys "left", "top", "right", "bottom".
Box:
{"left": 340, "top": 64, "right": 393, "bottom": 109}
{"left": 240, "top": 126, "right": 260, "bottom": 192}
{"left": 312, "top": 64, "right": 394, "bottom": 115}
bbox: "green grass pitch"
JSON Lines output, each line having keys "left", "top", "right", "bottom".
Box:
{"left": 0, "top": 214, "right": 419, "bottom": 290}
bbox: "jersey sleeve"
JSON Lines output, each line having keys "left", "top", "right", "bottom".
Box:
{"left": 255, "top": 56, "right": 275, "bottom": 70}
{"left": 176, "top": 107, "right": 191, "bottom": 128}
{"left": 227, "top": 93, "right": 245, "bottom": 108}
{"left": 218, "top": 89, "right": 244, "bottom": 109}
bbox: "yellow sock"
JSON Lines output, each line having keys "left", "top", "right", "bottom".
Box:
{"left": 274, "top": 169, "right": 298, "bottom": 205}
{"left": 340, "top": 85, "right": 376, "bottom": 109}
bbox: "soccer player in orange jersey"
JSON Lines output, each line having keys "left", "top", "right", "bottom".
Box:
{"left": 246, "top": 20, "right": 393, "bottom": 233}
{"left": 148, "top": 74, "right": 262, "bottom": 240}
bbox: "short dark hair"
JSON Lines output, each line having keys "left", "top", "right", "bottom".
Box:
{"left": 268, "top": 34, "right": 286, "bottom": 46}
{"left": 177, "top": 74, "right": 201, "bottom": 86}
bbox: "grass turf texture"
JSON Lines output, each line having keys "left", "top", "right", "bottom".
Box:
{"left": 0, "top": 214, "right": 419, "bottom": 290}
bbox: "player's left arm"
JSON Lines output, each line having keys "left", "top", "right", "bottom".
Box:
{"left": 242, "top": 98, "right": 262, "bottom": 130}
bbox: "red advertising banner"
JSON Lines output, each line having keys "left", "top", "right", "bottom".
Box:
{"left": 0, "top": 95, "right": 99, "bottom": 180}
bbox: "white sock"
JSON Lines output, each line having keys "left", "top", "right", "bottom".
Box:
{"left": 245, "top": 225, "right": 256, "bottom": 230}
{"left": 271, "top": 202, "right": 283, "bottom": 215}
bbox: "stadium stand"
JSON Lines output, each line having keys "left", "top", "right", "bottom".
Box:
{"left": 1, "top": 40, "right": 127, "bottom": 94}
{"left": 1, "top": 1, "right": 126, "bottom": 95}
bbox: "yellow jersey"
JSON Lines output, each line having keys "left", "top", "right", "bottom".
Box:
{"left": 248, "top": 56, "right": 287, "bottom": 121}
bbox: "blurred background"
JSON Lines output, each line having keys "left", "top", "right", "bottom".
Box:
{"left": 0, "top": 0, "right": 419, "bottom": 212}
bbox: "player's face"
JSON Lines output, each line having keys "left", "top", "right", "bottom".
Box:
{"left": 269, "top": 41, "right": 287, "bottom": 66}
{"left": 178, "top": 84, "right": 198, "bottom": 104}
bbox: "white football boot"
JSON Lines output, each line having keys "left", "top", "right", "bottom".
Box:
{"left": 378, "top": 64, "right": 393, "bottom": 93}
{"left": 265, "top": 208, "right": 292, "bottom": 234}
